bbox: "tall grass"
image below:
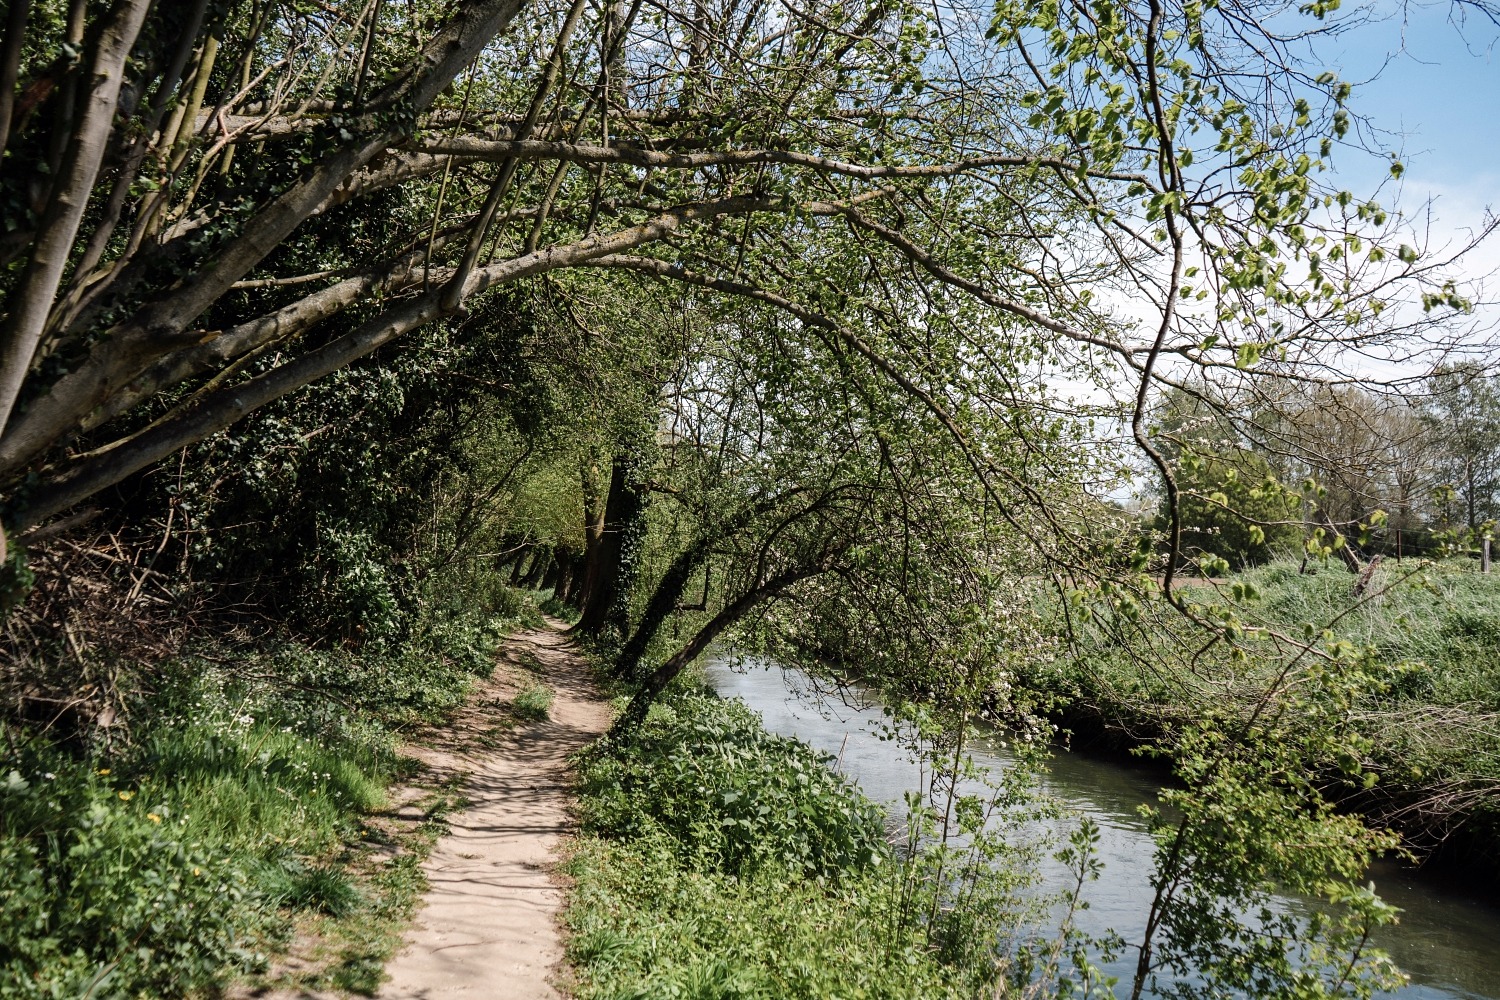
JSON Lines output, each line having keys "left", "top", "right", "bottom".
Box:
{"left": 1240, "top": 559, "right": 1500, "bottom": 707}
{"left": 1029, "top": 557, "right": 1500, "bottom": 869}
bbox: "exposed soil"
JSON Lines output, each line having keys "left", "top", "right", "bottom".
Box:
{"left": 375, "top": 621, "right": 611, "bottom": 999}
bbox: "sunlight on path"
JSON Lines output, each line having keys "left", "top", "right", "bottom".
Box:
{"left": 378, "top": 622, "right": 610, "bottom": 999}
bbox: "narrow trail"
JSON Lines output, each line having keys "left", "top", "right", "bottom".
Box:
{"left": 377, "top": 621, "right": 611, "bottom": 999}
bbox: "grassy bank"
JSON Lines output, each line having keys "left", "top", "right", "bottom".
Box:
{"left": 1027, "top": 557, "right": 1500, "bottom": 871}
{"left": 560, "top": 687, "right": 1104, "bottom": 1000}
{"left": 0, "top": 602, "right": 535, "bottom": 998}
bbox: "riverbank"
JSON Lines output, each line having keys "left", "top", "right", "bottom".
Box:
{"left": 561, "top": 684, "right": 1051, "bottom": 999}
{"left": 705, "top": 654, "right": 1500, "bottom": 1000}
{"left": 1021, "top": 557, "right": 1500, "bottom": 882}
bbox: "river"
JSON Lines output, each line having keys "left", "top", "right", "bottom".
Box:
{"left": 703, "top": 653, "right": 1500, "bottom": 1000}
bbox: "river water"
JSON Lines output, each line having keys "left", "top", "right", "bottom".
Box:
{"left": 703, "top": 654, "right": 1500, "bottom": 1000}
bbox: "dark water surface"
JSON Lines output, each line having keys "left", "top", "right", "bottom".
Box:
{"left": 703, "top": 654, "right": 1500, "bottom": 1000}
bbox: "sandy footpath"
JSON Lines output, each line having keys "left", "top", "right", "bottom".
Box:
{"left": 377, "top": 621, "right": 611, "bottom": 999}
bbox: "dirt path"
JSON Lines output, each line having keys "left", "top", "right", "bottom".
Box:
{"left": 377, "top": 621, "right": 610, "bottom": 999}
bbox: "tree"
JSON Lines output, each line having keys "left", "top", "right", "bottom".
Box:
{"left": 1170, "top": 452, "right": 1302, "bottom": 569}
{"left": 1148, "top": 384, "right": 1298, "bottom": 569}
{"left": 3, "top": 3, "right": 1489, "bottom": 992}
{"left": 0, "top": 0, "right": 1477, "bottom": 565}
{"left": 1424, "top": 364, "right": 1500, "bottom": 532}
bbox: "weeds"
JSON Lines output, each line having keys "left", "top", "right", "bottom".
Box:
{"left": 511, "top": 683, "right": 554, "bottom": 722}
{"left": 0, "top": 596, "right": 522, "bottom": 998}
{"left": 564, "top": 689, "right": 1032, "bottom": 999}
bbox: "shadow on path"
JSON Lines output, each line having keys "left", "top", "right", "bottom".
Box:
{"left": 373, "top": 619, "right": 612, "bottom": 999}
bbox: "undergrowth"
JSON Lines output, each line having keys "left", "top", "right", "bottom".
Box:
{"left": 563, "top": 689, "right": 1067, "bottom": 999}
{"left": 0, "top": 601, "right": 518, "bottom": 998}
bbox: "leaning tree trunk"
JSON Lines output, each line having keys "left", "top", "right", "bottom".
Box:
{"left": 1314, "top": 508, "right": 1363, "bottom": 574}
{"left": 541, "top": 547, "right": 567, "bottom": 593}
{"left": 611, "top": 490, "right": 802, "bottom": 679}
{"left": 508, "top": 546, "right": 533, "bottom": 584}
{"left": 558, "top": 550, "right": 586, "bottom": 605}
{"left": 0, "top": 0, "right": 150, "bottom": 437}
{"left": 612, "top": 541, "right": 710, "bottom": 680}
{"left": 611, "top": 564, "right": 820, "bottom": 735}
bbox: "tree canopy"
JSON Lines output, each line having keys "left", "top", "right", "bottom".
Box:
{"left": 1, "top": 0, "right": 1484, "bottom": 552}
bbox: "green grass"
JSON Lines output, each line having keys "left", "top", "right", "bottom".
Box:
{"left": 511, "top": 682, "right": 554, "bottom": 721}
{"left": 1238, "top": 558, "right": 1500, "bottom": 707}
{"left": 254, "top": 856, "right": 366, "bottom": 916}
{"left": 0, "top": 600, "right": 519, "bottom": 999}
{"left": 562, "top": 689, "right": 1044, "bottom": 1000}
{"left": 255, "top": 778, "right": 466, "bottom": 996}
{"left": 538, "top": 592, "right": 581, "bottom": 623}
{"left": 564, "top": 837, "right": 990, "bottom": 1000}
{"left": 1029, "top": 556, "right": 1500, "bottom": 867}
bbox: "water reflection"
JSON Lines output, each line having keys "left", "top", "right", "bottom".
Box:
{"left": 703, "top": 655, "right": 1500, "bottom": 1000}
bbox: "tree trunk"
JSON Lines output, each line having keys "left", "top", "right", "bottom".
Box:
{"left": 572, "top": 449, "right": 650, "bottom": 641}
{"left": 612, "top": 541, "right": 710, "bottom": 679}
{"left": 0, "top": 0, "right": 533, "bottom": 486}
{"left": 541, "top": 548, "right": 566, "bottom": 593}
{"left": 551, "top": 551, "right": 575, "bottom": 599}
{"left": 558, "top": 550, "right": 587, "bottom": 605}
{"left": 611, "top": 491, "right": 802, "bottom": 678}
{"left": 570, "top": 459, "right": 607, "bottom": 611}
{"left": 521, "top": 549, "right": 551, "bottom": 588}
{"left": 508, "top": 546, "right": 532, "bottom": 584}
{"left": 611, "top": 564, "right": 820, "bottom": 735}
{"left": 0, "top": 0, "right": 33, "bottom": 156}
{"left": 0, "top": 0, "right": 150, "bottom": 438}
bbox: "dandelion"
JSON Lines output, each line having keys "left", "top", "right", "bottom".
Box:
{"left": 147, "top": 813, "right": 162, "bottom": 823}
{"left": 118, "top": 791, "right": 134, "bottom": 801}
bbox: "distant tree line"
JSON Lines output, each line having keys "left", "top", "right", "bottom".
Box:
{"left": 1155, "top": 362, "right": 1500, "bottom": 570}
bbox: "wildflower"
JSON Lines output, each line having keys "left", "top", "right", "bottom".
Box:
{"left": 97, "top": 768, "right": 110, "bottom": 776}
{"left": 118, "top": 791, "right": 134, "bottom": 801}
{"left": 43, "top": 772, "right": 55, "bottom": 780}
{"left": 147, "top": 813, "right": 162, "bottom": 823}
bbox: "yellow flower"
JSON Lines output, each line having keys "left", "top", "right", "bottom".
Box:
{"left": 118, "top": 791, "right": 134, "bottom": 801}
{"left": 147, "top": 813, "right": 161, "bottom": 824}
{"left": 192, "top": 867, "right": 201, "bottom": 877}
{"left": 97, "top": 769, "right": 110, "bottom": 776}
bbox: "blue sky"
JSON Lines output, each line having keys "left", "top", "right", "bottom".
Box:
{"left": 1325, "top": 3, "right": 1499, "bottom": 266}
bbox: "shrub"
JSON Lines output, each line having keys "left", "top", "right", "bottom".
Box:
{"left": 0, "top": 602, "right": 517, "bottom": 998}
{"left": 538, "top": 593, "right": 581, "bottom": 623}
{"left": 0, "top": 749, "right": 261, "bottom": 998}
{"left": 563, "top": 689, "right": 1040, "bottom": 1000}
{"left": 577, "top": 692, "right": 886, "bottom": 878}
